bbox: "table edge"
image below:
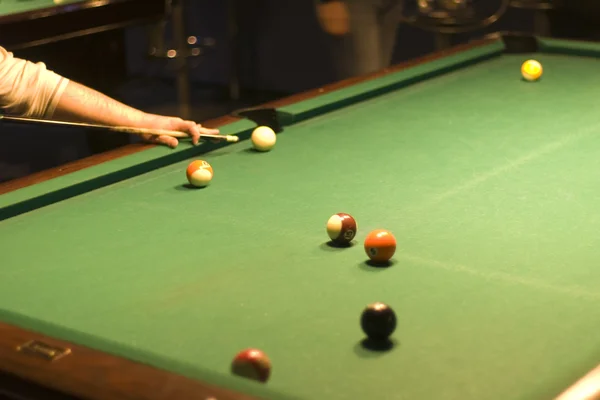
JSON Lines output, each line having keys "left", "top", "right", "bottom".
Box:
{"left": 0, "top": 0, "right": 166, "bottom": 51}
{"left": 0, "top": 322, "right": 264, "bottom": 400}
{"left": 0, "top": 0, "right": 141, "bottom": 24}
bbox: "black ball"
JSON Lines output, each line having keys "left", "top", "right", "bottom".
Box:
{"left": 360, "top": 302, "right": 396, "bottom": 340}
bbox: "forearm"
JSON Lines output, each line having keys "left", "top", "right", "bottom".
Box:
{"left": 0, "top": 46, "right": 152, "bottom": 127}
{"left": 52, "top": 80, "right": 153, "bottom": 128}
{"left": 0, "top": 45, "right": 218, "bottom": 147}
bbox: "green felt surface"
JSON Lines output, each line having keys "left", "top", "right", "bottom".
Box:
{"left": 0, "top": 0, "right": 84, "bottom": 16}
{"left": 0, "top": 42, "right": 499, "bottom": 220}
{"left": 2, "top": 41, "right": 600, "bottom": 399}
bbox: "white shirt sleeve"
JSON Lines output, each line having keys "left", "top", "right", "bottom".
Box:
{"left": 0, "top": 46, "right": 69, "bottom": 118}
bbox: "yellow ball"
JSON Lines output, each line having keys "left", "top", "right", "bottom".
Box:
{"left": 521, "top": 59, "right": 543, "bottom": 81}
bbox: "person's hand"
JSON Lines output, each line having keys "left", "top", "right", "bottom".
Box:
{"left": 316, "top": 1, "right": 350, "bottom": 36}
{"left": 140, "top": 114, "right": 220, "bottom": 148}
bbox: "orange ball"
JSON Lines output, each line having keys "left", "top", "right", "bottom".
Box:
{"left": 186, "top": 160, "right": 213, "bottom": 187}
{"left": 364, "top": 229, "right": 396, "bottom": 263}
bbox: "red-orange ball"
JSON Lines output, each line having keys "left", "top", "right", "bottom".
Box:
{"left": 231, "top": 348, "right": 271, "bottom": 383}
{"left": 364, "top": 229, "right": 396, "bottom": 263}
{"left": 186, "top": 160, "right": 213, "bottom": 187}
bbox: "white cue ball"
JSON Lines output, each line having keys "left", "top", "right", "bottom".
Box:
{"left": 251, "top": 126, "right": 276, "bottom": 152}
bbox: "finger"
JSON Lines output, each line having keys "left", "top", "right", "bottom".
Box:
{"left": 186, "top": 122, "right": 202, "bottom": 145}
{"left": 196, "top": 124, "right": 219, "bottom": 132}
{"left": 197, "top": 125, "right": 221, "bottom": 143}
{"left": 157, "top": 135, "right": 179, "bottom": 148}
{"left": 143, "top": 134, "right": 178, "bottom": 148}
{"left": 198, "top": 127, "right": 220, "bottom": 134}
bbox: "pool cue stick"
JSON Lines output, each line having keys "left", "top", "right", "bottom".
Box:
{"left": 0, "top": 115, "right": 239, "bottom": 143}
{"left": 555, "top": 364, "right": 600, "bottom": 400}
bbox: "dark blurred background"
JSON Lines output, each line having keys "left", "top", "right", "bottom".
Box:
{"left": 1, "top": 0, "right": 599, "bottom": 182}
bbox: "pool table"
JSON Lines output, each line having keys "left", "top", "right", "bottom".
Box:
{"left": 0, "top": 32, "right": 599, "bottom": 400}
{"left": 0, "top": 0, "right": 165, "bottom": 50}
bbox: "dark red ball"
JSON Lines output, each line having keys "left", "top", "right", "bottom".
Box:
{"left": 231, "top": 348, "right": 271, "bottom": 383}
{"left": 326, "top": 213, "right": 357, "bottom": 245}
